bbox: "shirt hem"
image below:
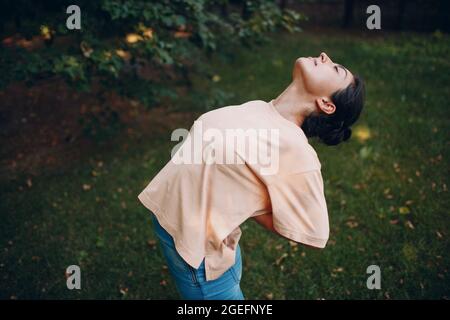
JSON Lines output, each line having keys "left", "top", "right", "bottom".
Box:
{"left": 137, "top": 191, "right": 204, "bottom": 269}
{"left": 273, "top": 223, "right": 328, "bottom": 248}
{"left": 139, "top": 191, "right": 242, "bottom": 282}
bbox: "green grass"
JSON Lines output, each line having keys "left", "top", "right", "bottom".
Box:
{"left": 1, "top": 29, "right": 449, "bottom": 299}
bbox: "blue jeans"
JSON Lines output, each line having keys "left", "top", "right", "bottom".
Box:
{"left": 150, "top": 212, "right": 245, "bottom": 300}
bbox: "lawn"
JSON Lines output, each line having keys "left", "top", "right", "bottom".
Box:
{"left": 0, "top": 29, "right": 449, "bottom": 299}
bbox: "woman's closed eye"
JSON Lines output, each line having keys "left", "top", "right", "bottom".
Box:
{"left": 335, "top": 64, "right": 348, "bottom": 79}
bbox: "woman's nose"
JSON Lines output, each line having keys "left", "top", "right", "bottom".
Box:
{"left": 320, "top": 52, "right": 332, "bottom": 64}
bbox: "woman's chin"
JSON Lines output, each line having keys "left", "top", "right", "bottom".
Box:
{"left": 297, "top": 57, "right": 315, "bottom": 70}
{"left": 295, "top": 57, "right": 307, "bottom": 66}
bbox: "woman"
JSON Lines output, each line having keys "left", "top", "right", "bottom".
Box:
{"left": 138, "top": 52, "right": 365, "bottom": 300}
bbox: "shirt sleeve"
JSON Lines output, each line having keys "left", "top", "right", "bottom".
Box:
{"left": 267, "top": 170, "right": 330, "bottom": 248}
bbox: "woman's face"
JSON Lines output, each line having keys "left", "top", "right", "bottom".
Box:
{"left": 294, "top": 52, "right": 354, "bottom": 98}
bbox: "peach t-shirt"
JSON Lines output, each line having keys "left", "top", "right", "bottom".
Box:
{"left": 138, "top": 99, "right": 329, "bottom": 281}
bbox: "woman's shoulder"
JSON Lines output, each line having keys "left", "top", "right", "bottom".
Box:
{"left": 280, "top": 135, "right": 322, "bottom": 174}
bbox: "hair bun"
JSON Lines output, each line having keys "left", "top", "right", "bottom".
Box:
{"left": 343, "top": 127, "right": 352, "bottom": 141}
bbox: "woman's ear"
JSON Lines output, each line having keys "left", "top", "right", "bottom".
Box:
{"left": 315, "top": 97, "right": 336, "bottom": 115}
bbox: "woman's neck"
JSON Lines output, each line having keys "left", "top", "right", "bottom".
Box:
{"left": 272, "top": 81, "right": 314, "bottom": 127}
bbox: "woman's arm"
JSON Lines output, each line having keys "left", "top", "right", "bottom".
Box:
{"left": 251, "top": 212, "right": 277, "bottom": 234}
{"left": 250, "top": 212, "right": 319, "bottom": 249}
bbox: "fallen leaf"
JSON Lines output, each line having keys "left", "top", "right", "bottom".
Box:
{"left": 126, "top": 33, "right": 143, "bottom": 44}
{"left": 142, "top": 27, "right": 154, "bottom": 39}
{"left": 80, "top": 41, "right": 93, "bottom": 58}
{"left": 346, "top": 221, "right": 359, "bottom": 228}
{"left": 353, "top": 125, "right": 371, "bottom": 142}
{"left": 147, "top": 240, "right": 157, "bottom": 249}
{"left": 393, "top": 162, "right": 400, "bottom": 172}
{"left": 405, "top": 221, "right": 415, "bottom": 229}
{"left": 275, "top": 253, "right": 288, "bottom": 266}
{"left": 119, "top": 287, "right": 128, "bottom": 295}
{"left": 399, "top": 206, "right": 410, "bottom": 215}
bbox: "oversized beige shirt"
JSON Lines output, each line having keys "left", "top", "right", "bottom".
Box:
{"left": 138, "top": 99, "right": 329, "bottom": 281}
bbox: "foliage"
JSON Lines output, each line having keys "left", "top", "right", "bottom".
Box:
{"left": 1, "top": 0, "right": 305, "bottom": 106}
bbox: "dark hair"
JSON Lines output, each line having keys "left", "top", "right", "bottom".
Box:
{"left": 301, "top": 75, "right": 365, "bottom": 146}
